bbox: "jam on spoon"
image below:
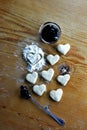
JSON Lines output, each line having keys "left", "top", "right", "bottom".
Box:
{"left": 39, "top": 22, "right": 61, "bottom": 44}
{"left": 20, "top": 85, "right": 65, "bottom": 126}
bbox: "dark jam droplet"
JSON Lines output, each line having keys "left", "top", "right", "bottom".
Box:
{"left": 59, "top": 64, "right": 70, "bottom": 75}
{"left": 40, "top": 23, "right": 61, "bottom": 44}
{"left": 20, "top": 85, "right": 31, "bottom": 99}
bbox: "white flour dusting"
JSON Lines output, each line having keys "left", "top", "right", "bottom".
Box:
{"left": 23, "top": 43, "right": 45, "bottom": 72}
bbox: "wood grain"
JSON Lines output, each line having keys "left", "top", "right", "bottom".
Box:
{"left": 0, "top": 0, "right": 87, "bottom": 130}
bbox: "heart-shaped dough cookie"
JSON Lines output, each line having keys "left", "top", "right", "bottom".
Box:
{"left": 26, "top": 72, "right": 38, "bottom": 84}
{"left": 33, "top": 84, "right": 46, "bottom": 96}
{"left": 41, "top": 68, "right": 54, "bottom": 82}
{"left": 47, "top": 54, "right": 60, "bottom": 65}
{"left": 57, "top": 43, "right": 70, "bottom": 55}
{"left": 50, "top": 88, "right": 63, "bottom": 102}
{"left": 27, "top": 53, "right": 41, "bottom": 65}
{"left": 57, "top": 74, "right": 70, "bottom": 86}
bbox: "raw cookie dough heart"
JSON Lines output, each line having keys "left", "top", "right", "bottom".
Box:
{"left": 57, "top": 74, "right": 70, "bottom": 86}
{"left": 27, "top": 53, "right": 41, "bottom": 65}
{"left": 26, "top": 72, "right": 38, "bottom": 84}
{"left": 47, "top": 54, "right": 60, "bottom": 65}
{"left": 50, "top": 88, "right": 63, "bottom": 102}
{"left": 33, "top": 84, "right": 46, "bottom": 96}
{"left": 41, "top": 68, "right": 54, "bottom": 82}
{"left": 57, "top": 43, "right": 70, "bottom": 55}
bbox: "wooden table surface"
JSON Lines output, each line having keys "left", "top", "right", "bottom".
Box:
{"left": 0, "top": 0, "right": 87, "bottom": 130}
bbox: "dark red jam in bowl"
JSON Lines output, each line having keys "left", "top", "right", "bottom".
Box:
{"left": 39, "top": 22, "right": 61, "bottom": 44}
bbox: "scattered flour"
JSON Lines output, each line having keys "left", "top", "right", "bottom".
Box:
{"left": 23, "top": 43, "right": 45, "bottom": 72}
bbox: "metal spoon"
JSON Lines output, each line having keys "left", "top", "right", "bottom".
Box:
{"left": 20, "top": 85, "right": 65, "bottom": 126}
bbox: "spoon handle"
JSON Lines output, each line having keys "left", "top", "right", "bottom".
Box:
{"left": 46, "top": 110, "right": 65, "bottom": 126}
{"left": 31, "top": 97, "right": 65, "bottom": 126}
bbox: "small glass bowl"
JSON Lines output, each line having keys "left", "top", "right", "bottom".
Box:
{"left": 39, "top": 22, "right": 61, "bottom": 44}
